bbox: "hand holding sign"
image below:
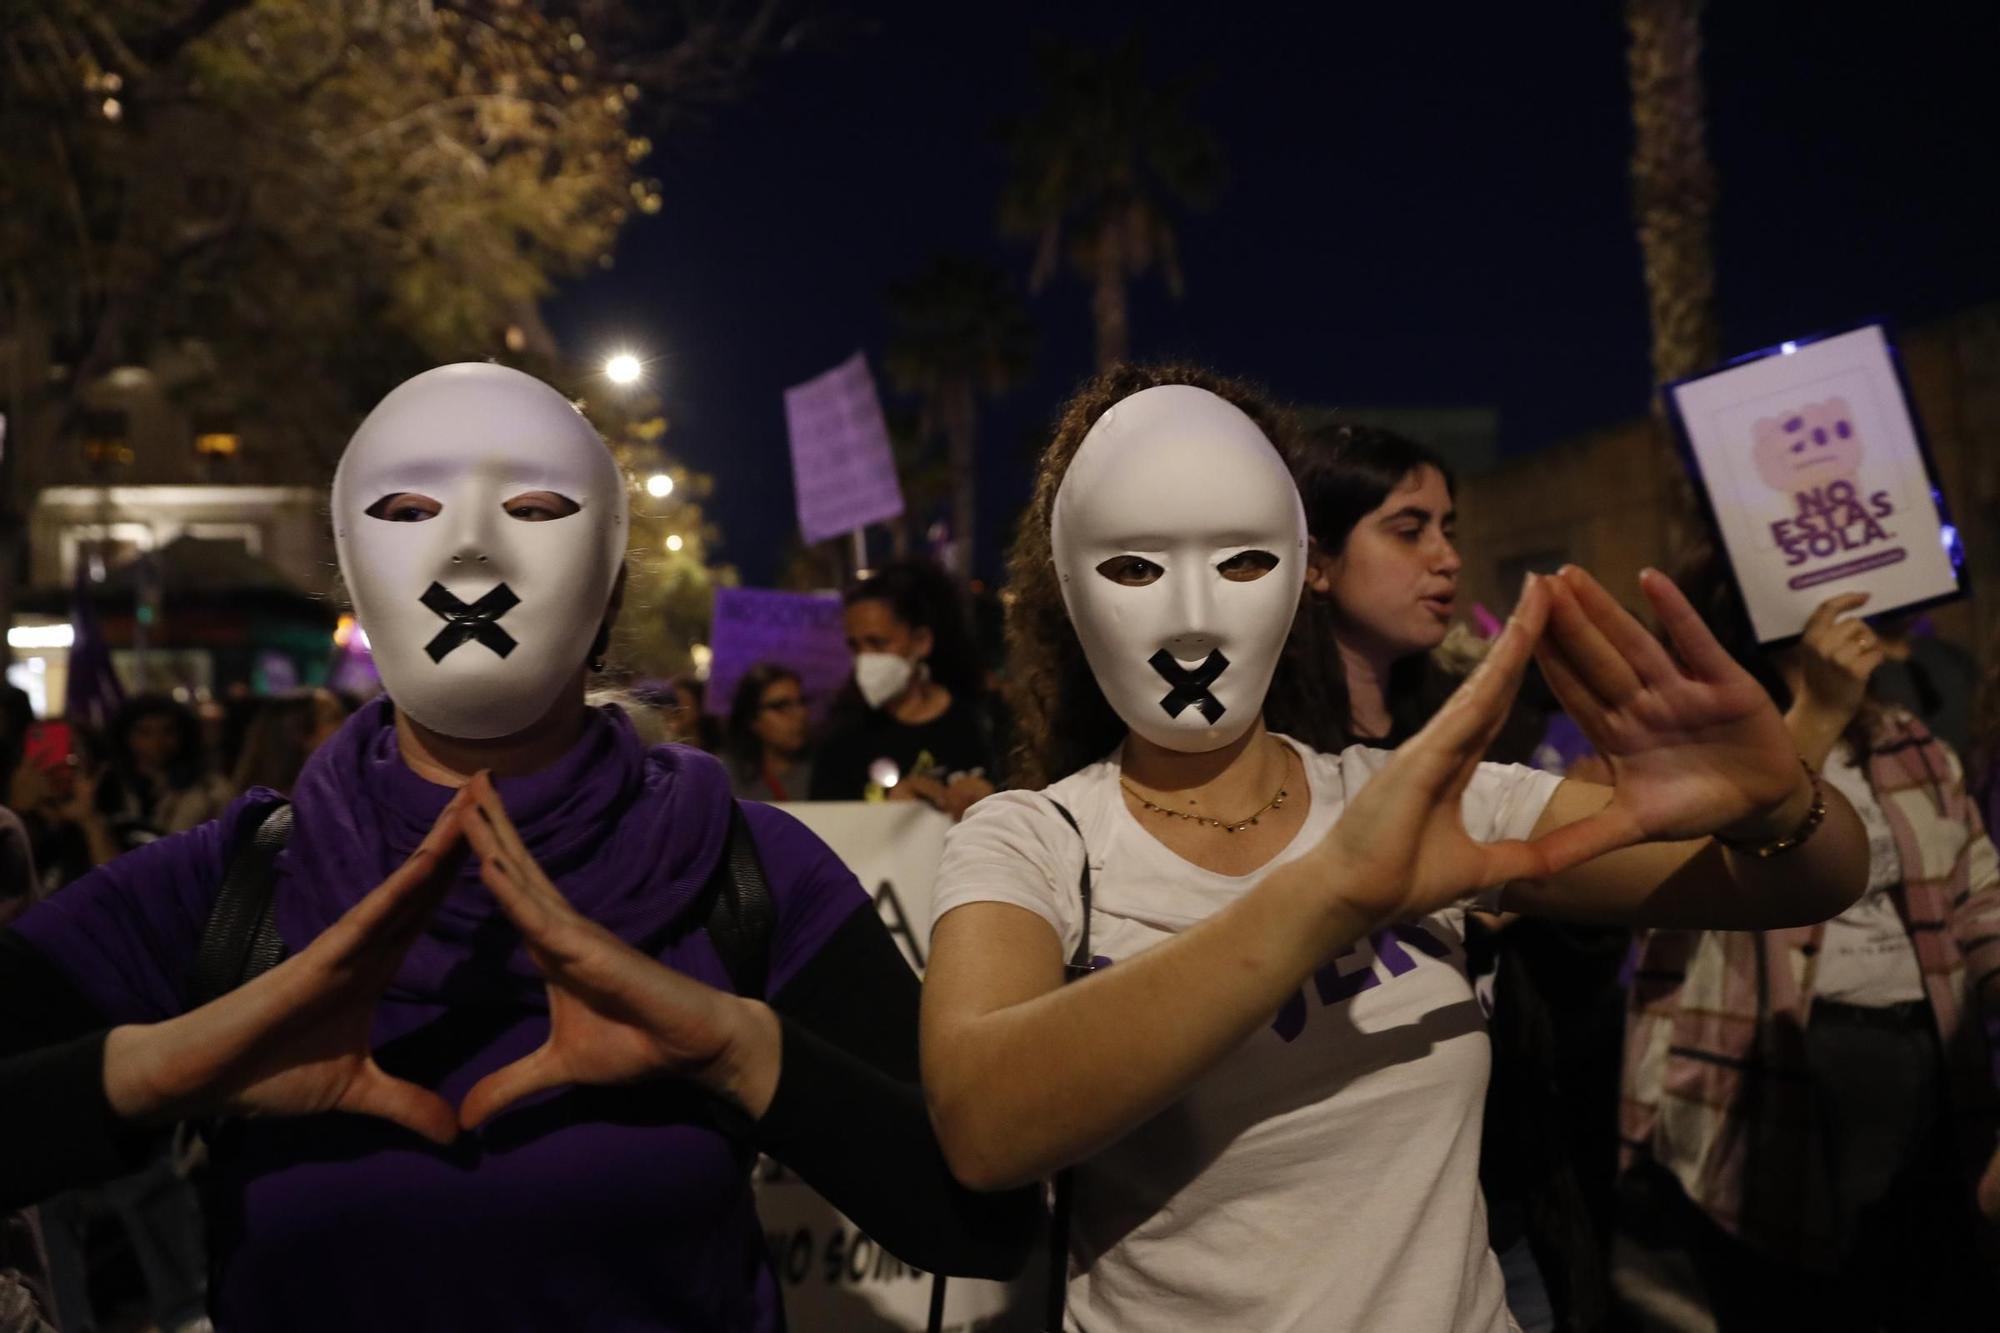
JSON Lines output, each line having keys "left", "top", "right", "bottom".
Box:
{"left": 457, "top": 773, "right": 782, "bottom": 1129}
{"left": 1778, "top": 591, "right": 1889, "bottom": 770}
{"left": 1790, "top": 592, "right": 1884, "bottom": 725}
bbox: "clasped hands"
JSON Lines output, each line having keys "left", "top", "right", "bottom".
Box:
{"left": 1316, "top": 565, "right": 1818, "bottom": 933}
{"left": 103, "top": 775, "right": 780, "bottom": 1146}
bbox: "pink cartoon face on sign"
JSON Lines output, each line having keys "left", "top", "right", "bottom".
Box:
{"left": 1750, "top": 398, "right": 1864, "bottom": 494}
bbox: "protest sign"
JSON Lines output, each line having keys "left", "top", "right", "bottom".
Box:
{"left": 1666, "top": 323, "right": 1964, "bottom": 643}
{"left": 784, "top": 352, "right": 905, "bottom": 544}
{"left": 705, "top": 587, "right": 852, "bottom": 723}
{"left": 782, "top": 801, "right": 954, "bottom": 972}
{"left": 752, "top": 802, "right": 1023, "bottom": 1331}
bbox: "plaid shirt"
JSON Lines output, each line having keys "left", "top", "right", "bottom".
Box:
{"left": 1619, "top": 709, "right": 2000, "bottom": 1268}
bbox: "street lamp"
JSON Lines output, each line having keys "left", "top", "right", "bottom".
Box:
{"left": 605, "top": 352, "right": 642, "bottom": 385}
{"left": 645, "top": 473, "right": 675, "bottom": 499}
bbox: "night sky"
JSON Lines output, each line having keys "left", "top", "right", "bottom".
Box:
{"left": 546, "top": 2, "right": 2000, "bottom": 586}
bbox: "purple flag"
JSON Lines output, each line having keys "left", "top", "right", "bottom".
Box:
{"left": 64, "top": 560, "right": 125, "bottom": 730}
{"left": 783, "top": 352, "right": 905, "bottom": 544}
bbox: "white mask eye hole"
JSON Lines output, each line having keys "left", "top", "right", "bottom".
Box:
{"left": 1217, "top": 550, "right": 1279, "bottom": 582}
{"left": 1095, "top": 555, "right": 1165, "bottom": 587}
{"left": 501, "top": 491, "right": 580, "bottom": 522}
{"left": 365, "top": 492, "right": 442, "bottom": 522}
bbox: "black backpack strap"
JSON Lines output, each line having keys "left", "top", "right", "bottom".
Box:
{"left": 1044, "top": 798, "right": 1093, "bottom": 980}
{"left": 1041, "top": 795, "right": 1092, "bottom": 1332}
{"left": 702, "top": 801, "right": 774, "bottom": 999}
{"left": 190, "top": 801, "right": 294, "bottom": 1006}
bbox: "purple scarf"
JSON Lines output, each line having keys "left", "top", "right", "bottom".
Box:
{"left": 279, "top": 697, "right": 732, "bottom": 1005}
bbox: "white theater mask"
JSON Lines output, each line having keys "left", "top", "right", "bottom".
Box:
{"left": 332, "top": 363, "right": 629, "bottom": 740}
{"left": 1051, "top": 384, "right": 1306, "bottom": 754}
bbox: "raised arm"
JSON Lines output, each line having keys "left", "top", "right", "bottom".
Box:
{"left": 923, "top": 579, "right": 1591, "bottom": 1191}
{"left": 1498, "top": 567, "right": 1867, "bottom": 928}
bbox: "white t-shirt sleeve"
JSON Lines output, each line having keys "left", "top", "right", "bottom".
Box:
{"left": 930, "top": 789, "right": 1090, "bottom": 957}
{"left": 1337, "top": 746, "right": 1563, "bottom": 912}
{"left": 1461, "top": 760, "right": 1564, "bottom": 914}
{"left": 1337, "top": 746, "right": 1562, "bottom": 843}
{"left": 1463, "top": 760, "right": 1564, "bottom": 843}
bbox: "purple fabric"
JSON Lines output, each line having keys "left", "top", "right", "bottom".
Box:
{"left": 280, "top": 697, "right": 730, "bottom": 1004}
{"left": 11, "top": 704, "right": 870, "bottom": 1332}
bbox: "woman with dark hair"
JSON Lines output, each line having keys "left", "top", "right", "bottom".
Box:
{"left": 725, "top": 664, "right": 813, "bottom": 803}
{"left": 1287, "top": 418, "right": 1622, "bottom": 1331}
{"left": 809, "top": 558, "right": 994, "bottom": 815}
{"left": 1616, "top": 546, "right": 2000, "bottom": 1329}
{"left": 1275, "top": 419, "right": 1466, "bottom": 748}
{"left": 96, "top": 694, "right": 234, "bottom": 852}
{"left": 919, "top": 362, "right": 1870, "bottom": 1331}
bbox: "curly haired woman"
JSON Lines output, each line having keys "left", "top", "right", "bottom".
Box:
{"left": 918, "top": 363, "right": 1869, "bottom": 1332}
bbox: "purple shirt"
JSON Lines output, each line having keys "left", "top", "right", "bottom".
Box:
{"left": 14, "top": 708, "right": 867, "bottom": 1332}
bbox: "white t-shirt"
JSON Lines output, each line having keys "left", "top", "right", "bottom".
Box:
{"left": 931, "top": 736, "right": 1562, "bottom": 1333}
{"left": 1813, "top": 747, "right": 1925, "bottom": 1006}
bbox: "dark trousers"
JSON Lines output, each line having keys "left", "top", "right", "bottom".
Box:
{"left": 1614, "top": 1001, "right": 1995, "bottom": 1332}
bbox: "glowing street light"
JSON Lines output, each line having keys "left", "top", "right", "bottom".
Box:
{"left": 665, "top": 533, "right": 684, "bottom": 552}
{"left": 605, "top": 352, "right": 642, "bottom": 385}
{"left": 645, "top": 472, "right": 674, "bottom": 499}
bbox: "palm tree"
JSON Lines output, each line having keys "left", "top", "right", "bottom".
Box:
{"left": 1626, "top": 0, "right": 1718, "bottom": 533}
{"left": 883, "top": 256, "right": 1034, "bottom": 571}
{"left": 1627, "top": 0, "right": 1719, "bottom": 388}
{"left": 1000, "top": 37, "right": 1222, "bottom": 370}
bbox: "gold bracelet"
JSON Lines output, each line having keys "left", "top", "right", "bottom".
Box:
{"left": 1716, "top": 760, "right": 1827, "bottom": 859}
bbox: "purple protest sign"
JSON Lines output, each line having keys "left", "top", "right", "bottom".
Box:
{"left": 705, "top": 587, "right": 854, "bottom": 724}
{"left": 783, "top": 352, "right": 905, "bottom": 544}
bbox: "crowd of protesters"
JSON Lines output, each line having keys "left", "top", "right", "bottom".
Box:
{"left": 3, "top": 687, "right": 354, "bottom": 906}
{"left": 2, "top": 364, "right": 1998, "bottom": 1333}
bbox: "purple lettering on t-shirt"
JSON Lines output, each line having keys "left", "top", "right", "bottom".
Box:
{"left": 1372, "top": 930, "right": 1419, "bottom": 978}
{"left": 1272, "top": 990, "right": 1309, "bottom": 1042}
{"left": 1314, "top": 941, "right": 1382, "bottom": 1003}
{"left": 1268, "top": 921, "right": 1460, "bottom": 1042}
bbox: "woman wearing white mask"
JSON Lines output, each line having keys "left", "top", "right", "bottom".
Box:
{"left": 920, "top": 364, "right": 1872, "bottom": 1332}
{"left": 0, "top": 365, "right": 1038, "bottom": 1331}
{"left": 812, "top": 558, "right": 996, "bottom": 816}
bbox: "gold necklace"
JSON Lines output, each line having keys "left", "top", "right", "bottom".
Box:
{"left": 1121, "top": 740, "right": 1291, "bottom": 834}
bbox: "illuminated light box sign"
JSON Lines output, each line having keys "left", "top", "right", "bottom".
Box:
{"left": 1665, "top": 322, "right": 1965, "bottom": 644}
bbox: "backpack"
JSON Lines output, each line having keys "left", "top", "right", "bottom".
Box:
{"left": 191, "top": 798, "right": 773, "bottom": 1005}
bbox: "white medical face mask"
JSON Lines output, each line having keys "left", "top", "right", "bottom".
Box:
{"left": 853, "top": 651, "right": 915, "bottom": 711}
{"left": 332, "top": 364, "right": 629, "bottom": 740}
{"left": 1051, "top": 384, "right": 1305, "bottom": 753}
